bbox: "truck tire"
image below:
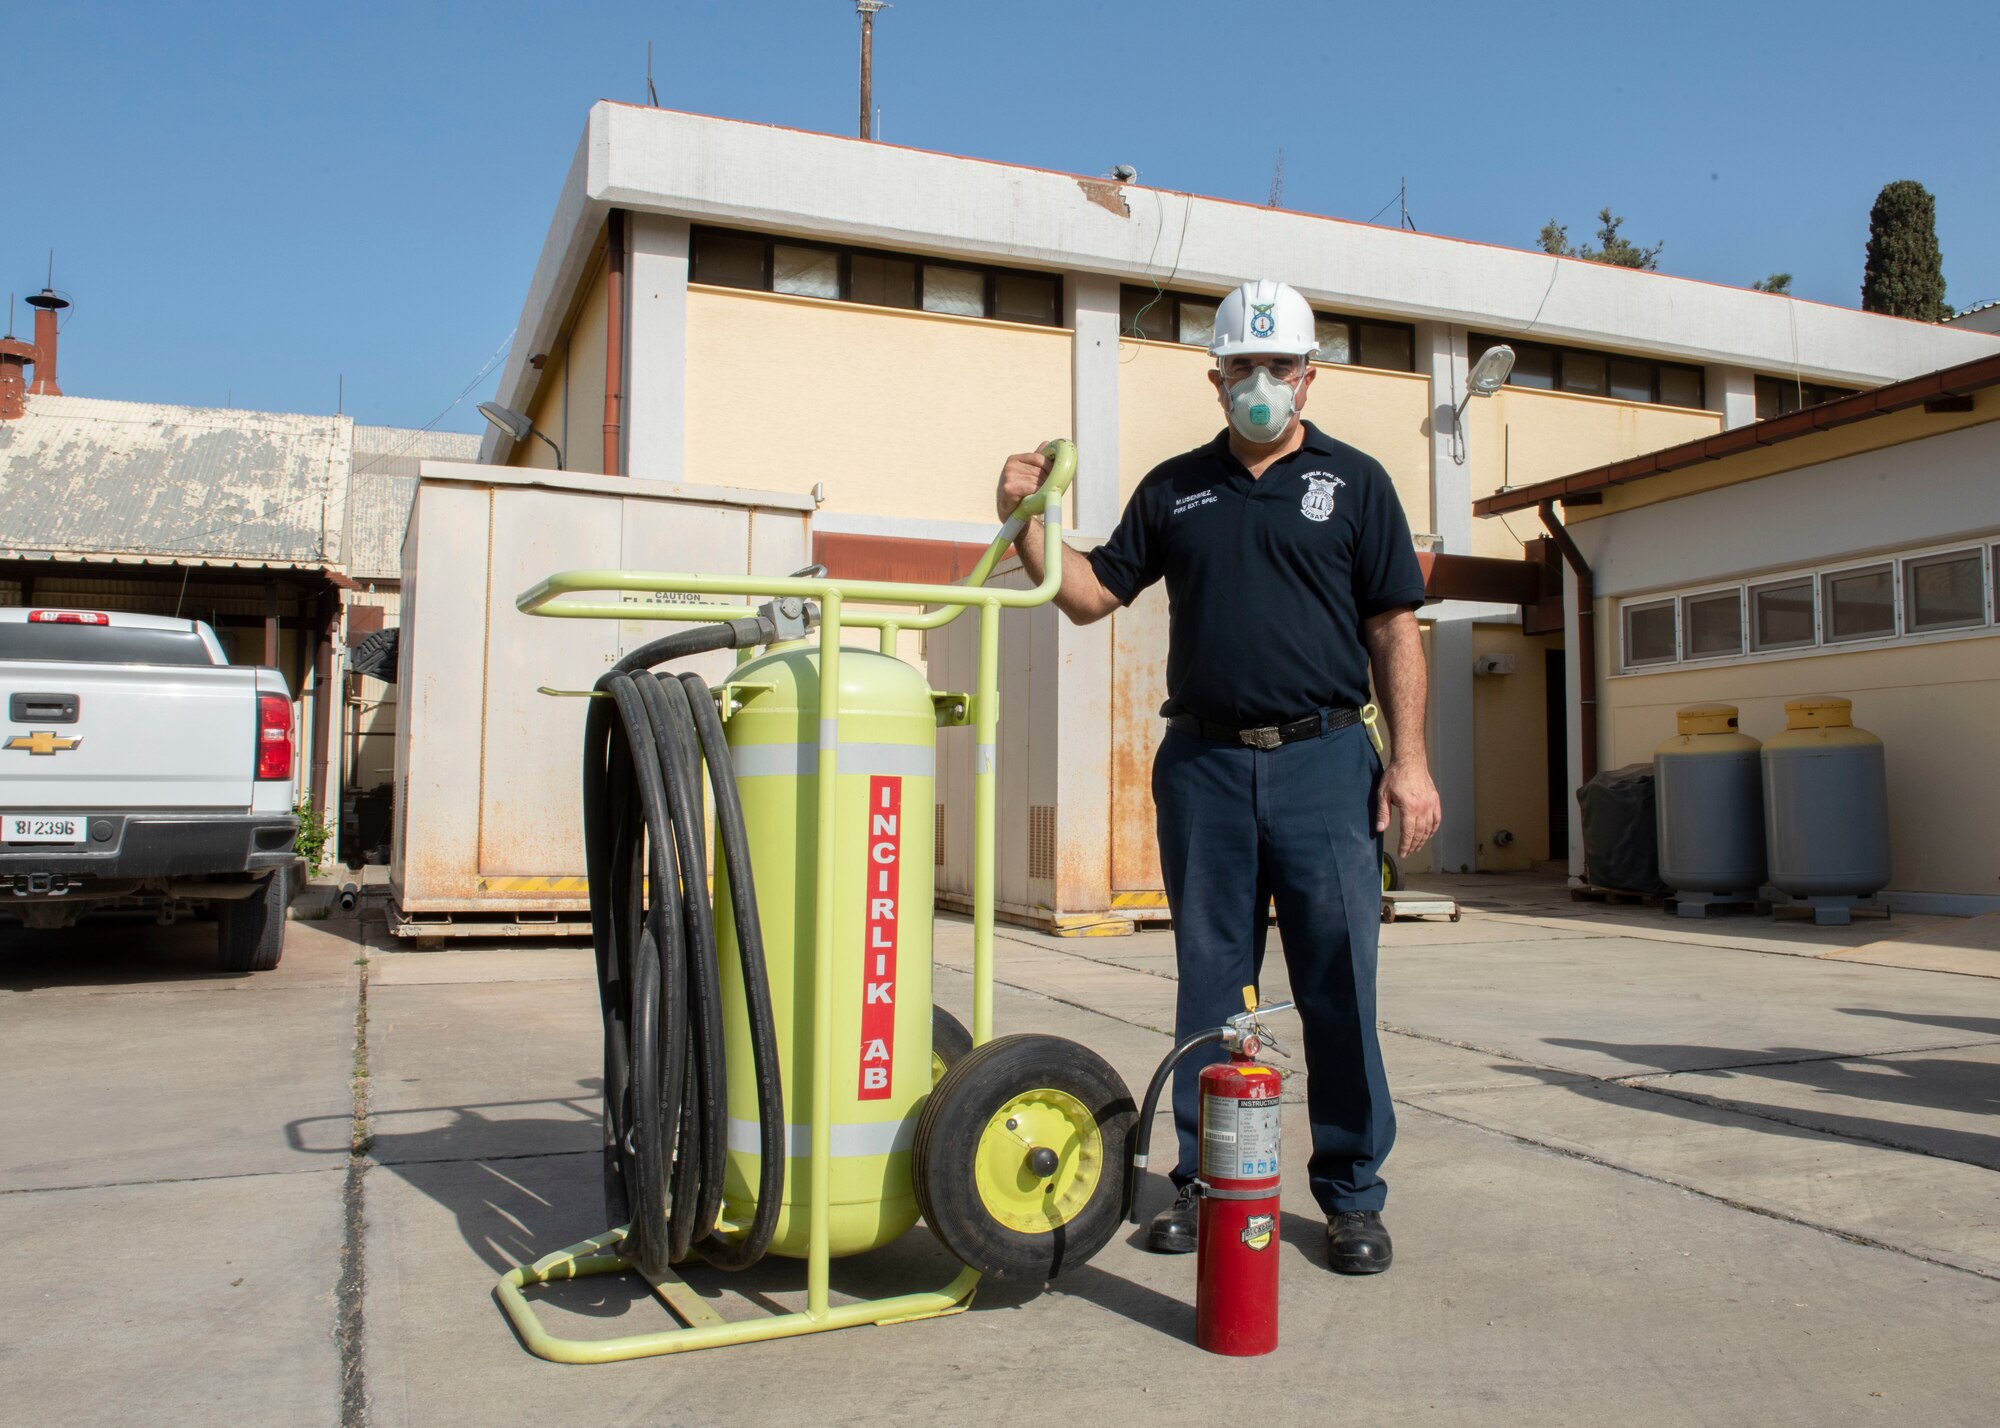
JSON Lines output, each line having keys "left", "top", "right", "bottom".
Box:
{"left": 218, "top": 868, "right": 289, "bottom": 972}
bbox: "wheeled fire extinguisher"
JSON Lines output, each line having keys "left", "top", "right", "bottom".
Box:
{"left": 1126, "top": 990, "right": 1294, "bottom": 1357}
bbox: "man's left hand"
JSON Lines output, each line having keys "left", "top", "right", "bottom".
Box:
{"left": 1377, "top": 759, "right": 1441, "bottom": 858}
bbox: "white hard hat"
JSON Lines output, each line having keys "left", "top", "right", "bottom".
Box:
{"left": 1209, "top": 279, "right": 1319, "bottom": 360}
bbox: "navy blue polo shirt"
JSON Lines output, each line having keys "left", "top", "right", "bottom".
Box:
{"left": 1086, "top": 422, "right": 1427, "bottom": 725}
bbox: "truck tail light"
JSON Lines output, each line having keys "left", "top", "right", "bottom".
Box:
{"left": 257, "top": 694, "right": 294, "bottom": 781}
{"left": 29, "top": 610, "right": 111, "bottom": 624}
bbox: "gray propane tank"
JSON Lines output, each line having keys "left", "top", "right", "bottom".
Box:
{"left": 1762, "top": 696, "right": 1890, "bottom": 906}
{"left": 1654, "top": 704, "right": 1764, "bottom": 915}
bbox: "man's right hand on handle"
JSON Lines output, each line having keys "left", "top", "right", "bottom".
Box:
{"left": 996, "top": 448, "right": 1054, "bottom": 522}
{"left": 993, "top": 446, "right": 1122, "bottom": 626}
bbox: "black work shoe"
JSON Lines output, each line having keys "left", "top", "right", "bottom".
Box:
{"left": 1327, "top": 1210, "right": 1393, "bottom": 1274}
{"left": 1146, "top": 1184, "right": 1199, "bottom": 1254}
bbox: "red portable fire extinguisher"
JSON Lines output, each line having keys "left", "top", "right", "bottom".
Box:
{"left": 1195, "top": 1035, "right": 1284, "bottom": 1355}
{"left": 1124, "top": 989, "right": 1293, "bottom": 1358}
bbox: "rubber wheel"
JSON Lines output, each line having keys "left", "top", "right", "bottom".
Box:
{"left": 217, "top": 868, "right": 289, "bottom": 972}
{"left": 932, "top": 1006, "right": 973, "bottom": 1086}
{"left": 1381, "top": 850, "right": 1403, "bottom": 893}
{"left": 912, "top": 1033, "right": 1135, "bottom": 1283}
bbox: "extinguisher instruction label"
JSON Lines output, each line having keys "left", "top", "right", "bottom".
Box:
{"left": 858, "top": 776, "right": 901, "bottom": 1101}
{"left": 1201, "top": 1094, "right": 1282, "bottom": 1180}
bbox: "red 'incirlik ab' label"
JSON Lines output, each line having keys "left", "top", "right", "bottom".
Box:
{"left": 858, "top": 776, "right": 901, "bottom": 1100}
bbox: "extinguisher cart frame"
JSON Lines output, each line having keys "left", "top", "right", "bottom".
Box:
{"left": 494, "top": 442, "right": 1078, "bottom": 1362}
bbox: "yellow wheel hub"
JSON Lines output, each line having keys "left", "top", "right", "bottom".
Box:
{"left": 972, "top": 1088, "right": 1103, "bottom": 1234}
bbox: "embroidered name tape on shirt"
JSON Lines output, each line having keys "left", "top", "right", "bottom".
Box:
{"left": 1172, "top": 489, "right": 1219, "bottom": 516}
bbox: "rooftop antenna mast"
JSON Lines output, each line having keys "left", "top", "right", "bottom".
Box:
{"left": 1267, "top": 148, "right": 1285, "bottom": 207}
{"left": 856, "top": 2, "right": 890, "bottom": 140}
{"left": 646, "top": 40, "right": 659, "bottom": 106}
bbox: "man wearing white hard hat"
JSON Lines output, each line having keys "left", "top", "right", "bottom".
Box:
{"left": 995, "top": 278, "right": 1439, "bottom": 1273}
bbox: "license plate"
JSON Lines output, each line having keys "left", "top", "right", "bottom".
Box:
{"left": 5, "top": 814, "right": 83, "bottom": 844}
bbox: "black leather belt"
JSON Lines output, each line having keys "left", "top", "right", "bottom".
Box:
{"left": 1166, "top": 706, "right": 1360, "bottom": 750}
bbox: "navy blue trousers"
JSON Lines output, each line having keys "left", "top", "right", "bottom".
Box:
{"left": 1153, "top": 719, "right": 1395, "bottom": 1214}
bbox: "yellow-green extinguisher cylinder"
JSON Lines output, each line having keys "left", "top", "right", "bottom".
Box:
{"left": 712, "top": 644, "right": 936, "bottom": 1259}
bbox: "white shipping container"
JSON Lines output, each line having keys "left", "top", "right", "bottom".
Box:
{"left": 391, "top": 462, "right": 811, "bottom": 931}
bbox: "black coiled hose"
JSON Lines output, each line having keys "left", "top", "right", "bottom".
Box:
{"left": 583, "top": 619, "right": 785, "bottom": 1276}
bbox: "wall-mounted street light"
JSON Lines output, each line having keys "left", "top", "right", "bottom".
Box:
{"left": 477, "top": 401, "right": 564, "bottom": 470}
{"left": 1451, "top": 343, "right": 1515, "bottom": 466}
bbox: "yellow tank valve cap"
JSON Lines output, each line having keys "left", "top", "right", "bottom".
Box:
{"left": 1675, "top": 703, "right": 1740, "bottom": 736}
{"left": 1784, "top": 695, "right": 1853, "bottom": 730}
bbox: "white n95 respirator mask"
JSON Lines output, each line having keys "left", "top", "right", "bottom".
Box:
{"left": 1225, "top": 368, "right": 1299, "bottom": 444}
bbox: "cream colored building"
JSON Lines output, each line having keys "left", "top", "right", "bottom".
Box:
{"left": 475, "top": 102, "right": 1996, "bottom": 921}
{"left": 1477, "top": 351, "right": 2000, "bottom": 913}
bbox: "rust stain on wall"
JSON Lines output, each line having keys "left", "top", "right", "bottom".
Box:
{"left": 1077, "top": 178, "right": 1132, "bottom": 218}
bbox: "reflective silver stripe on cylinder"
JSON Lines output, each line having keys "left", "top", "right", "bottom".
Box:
{"left": 728, "top": 742, "right": 937, "bottom": 779}
{"left": 819, "top": 717, "right": 837, "bottom": 751}
{"left": 976, "top": 742, "right": 996, "bottom": 775}
{"left": 726, "top": 1118, "right": 916, "bottom": 1158}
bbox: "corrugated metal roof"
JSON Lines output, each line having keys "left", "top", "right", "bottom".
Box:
{"left": 347, "top": 426, "right": 481, "bottom": 581}
{"left": 0, "top": 395, "right": 351, "bottom": 568}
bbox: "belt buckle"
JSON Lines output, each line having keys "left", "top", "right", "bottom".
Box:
{"left": 1240, "top": 725, "right": 1282, "bottom": 750}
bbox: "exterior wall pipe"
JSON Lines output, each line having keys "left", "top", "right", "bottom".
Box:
{"left": 310, "top": 593, "right": 337, "bottom": 814}
{"left": 1538, "top": 500, "right": 1597, "bottom": 786}
{"left": 603, "top": 210, "right": 626, "bottom": 475}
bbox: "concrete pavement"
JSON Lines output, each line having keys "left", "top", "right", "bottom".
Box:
{"left": 5, "top": 874, "right": 2000, "bottom": 1426}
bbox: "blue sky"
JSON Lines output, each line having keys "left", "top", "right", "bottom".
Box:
{"left": 9, "top": 1, "right": 1995, "bottom": 433}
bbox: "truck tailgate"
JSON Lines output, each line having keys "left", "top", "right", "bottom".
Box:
{"left": 2, "top": 660, "right": 259, "bottom": 809}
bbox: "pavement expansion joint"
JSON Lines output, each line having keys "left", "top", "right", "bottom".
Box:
{"left": 1401, "top": 1097, "right": 2000, "bottom": 1287}
{"left": 932, "top": 959, "right": 1176, "bottom": 1041}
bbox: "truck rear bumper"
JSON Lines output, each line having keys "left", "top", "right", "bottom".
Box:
{"left": 0, "top": 813, "right": 298, "bottom": 883}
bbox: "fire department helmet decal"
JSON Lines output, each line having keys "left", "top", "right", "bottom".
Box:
{"left": 1249, "top": 303, "right": 1276, "bottom": 338}
{"left": 1299, "top": 472, "right": 1345, "bottom": 523}
{"left": 1241, "top": 1213, "right": 1275, "bottom": 1251}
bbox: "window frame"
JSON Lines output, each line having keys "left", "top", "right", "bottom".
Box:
{"left": 1678, "top": 586, "right": 1747, "bottom": 661}
{"left": 1468, "top": 334, "right": 1707, "bottom": 410}
{"left": 1901, "top": 547, "right": 1988, "bottom": 634}
{"left": 1119, "top": 284, "right": 1417, "bottom": 373}
{"left": 1612, "top": 533, "right": 2000, "bottom": 677}
{"left": 689, "top": 225, "right": 1064, "bottom": 329}
{"left": 1621, "top": 598, "right": 1680, "bottom": 670}
{"left": 1818, "top": 559, "right": 1899, "bottom": 646}
{"left": 1748, "top": 576, "right": 1819, "bottom": 653}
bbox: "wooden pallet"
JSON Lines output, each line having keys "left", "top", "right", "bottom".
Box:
{"left": 1382, "top": 890, "right": 1460, "bottom": 923}
{"left": 1570, "top": 885, "right": 1667, "bottom": 908}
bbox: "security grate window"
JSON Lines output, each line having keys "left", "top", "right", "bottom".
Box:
{"left": 1750, "top": 579, "right": 1816, "bottom": 652}
{"left": 1903, "top": 550, "right": 1985, "bottom": 632}
{"left": 1622, "top": 600, "right": 1677, "bottom": 669}
{"left": 1620, "top": 536, "right": 1996, "bottom": 674}
{"left": 1822, "top": 564, "right": 1895, "bottom": 643}
{"left": 935, "top": 804, "right": 946, "bottom": 868}
{"left": 1681, "top": 591, "right": 1744, "bottom": 659}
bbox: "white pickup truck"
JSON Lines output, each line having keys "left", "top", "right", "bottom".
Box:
{"left": 0, "top": 607, "right": 299, "bottom": 970}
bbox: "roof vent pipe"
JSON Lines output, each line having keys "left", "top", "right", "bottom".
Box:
{"left": 25, "top": 288, "right": 68, "bottom": 396}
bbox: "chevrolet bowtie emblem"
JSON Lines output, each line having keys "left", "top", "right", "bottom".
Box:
{"left": 5, "top": 731, "right": 83, "bottom": 755}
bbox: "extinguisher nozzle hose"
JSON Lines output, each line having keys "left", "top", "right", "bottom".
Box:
{"left": 585, "top": 621, "right": 786, "bottom": 1277}
{"left": 1124, "top": 1027, "right": 1227, "bottom": 1224}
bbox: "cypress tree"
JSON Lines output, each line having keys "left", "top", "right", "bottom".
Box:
{"left": 1861, "top": 181, "right": 1950, "bottom": 320}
